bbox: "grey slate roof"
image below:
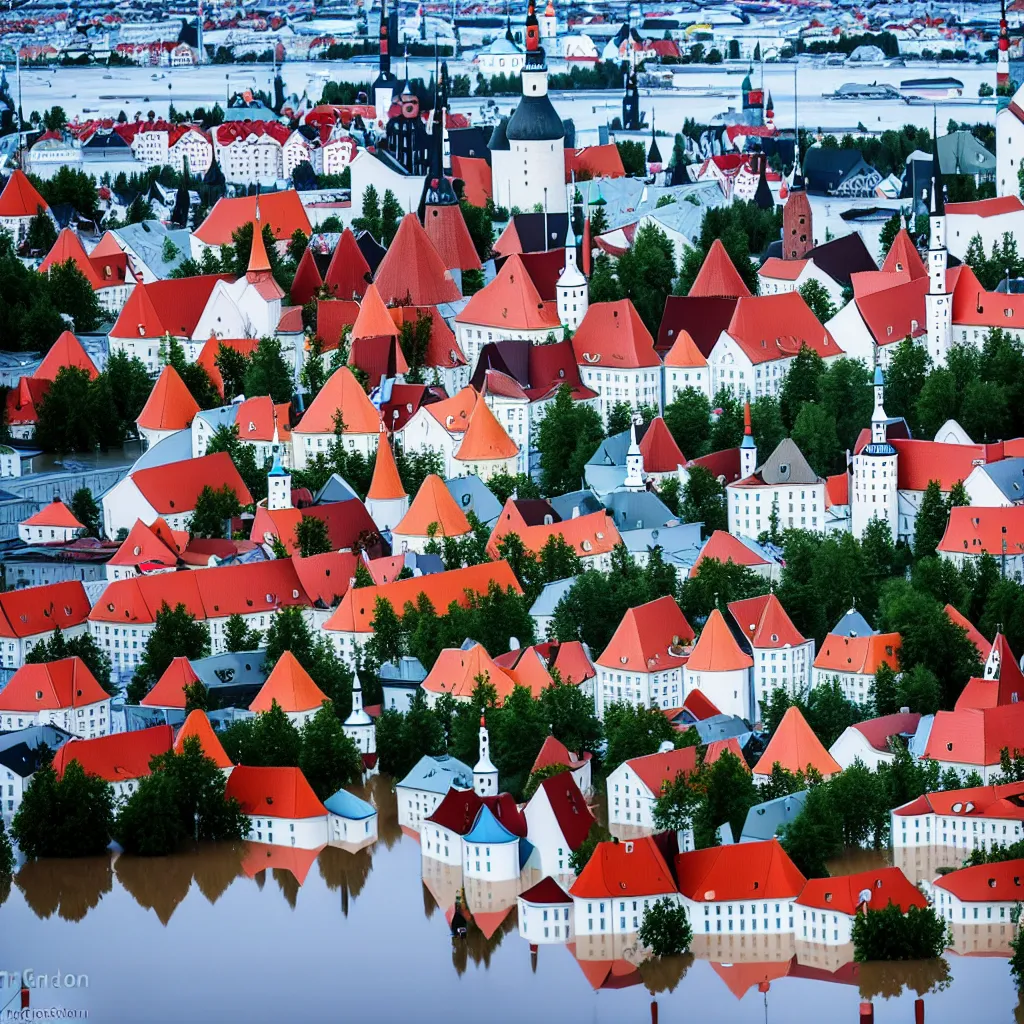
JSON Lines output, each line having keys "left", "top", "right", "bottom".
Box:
{"left": 831, "top": 608, "right": 875, "bottom": 638}
{"left": 113, "top": 221, "right": 193, "bottom": 279}
{"left": 529, "top": 576, "right": 576, "bottom": 619}
{"left": 0, "top": 724, "right": 74, "bottom": 777}
{"left": 191, "top": 650, "right": 267, "bottom": 690}
{"left": 756, "top": 438, "right": 820, "bottom": 486}
{"left": 693, "top": 714, "right": 752, "bottom": 744}
{"left": 446, "top": 475, "right": 502, "bottom": 527}
{"left": 397, "top": 753, "right": 473, "bottom": 794}
{"left": 976, "top": 458, "right": 1024, "bottom": 504}
{"left": 380, "top": 655, "right": 428, "bottom": 685}
{"left": 739, "top": 789, "right": 810, "bottom": 843}
{"left": 315, "top": 473, "right": 361, "bottom": 505}
{"left": 620, "top": 522, "right": 703, "bottom": 568}
{"left": 548, "top": 489, "right": 603, "bottom": 521}
{"left": 604, "top": 489, "right": 677, "bottom": 532}
{"left": 196, "top": 405, "right": 240, "bottom": 434}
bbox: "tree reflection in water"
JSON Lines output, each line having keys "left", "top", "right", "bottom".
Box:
{"left": 857, "top": 958, "right": 952, "bottom": 1000}
{"left": 15, "top": 855, "right": 113, "bottom": 922}
{"left": 638, "top": 952, "right": 694, "bottom": 994}
{"left": 115, "top": 850, "right": 196, "bottom": 925}
{"left": 318, "top": 844, "right": 373, "bottom": 917}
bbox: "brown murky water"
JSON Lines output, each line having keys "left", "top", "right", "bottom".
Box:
{"left": 1, "top": 777, "right": 1020, "bottom": 1023}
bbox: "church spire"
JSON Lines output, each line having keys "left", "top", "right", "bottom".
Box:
{"left": 623, "top": 417, "right": 646, "bottom": 491}
{"left": 740, "top": 399, "right": 757, "bottom": 478}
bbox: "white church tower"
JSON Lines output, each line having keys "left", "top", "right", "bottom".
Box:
{"left": 343, "top": 673, "right": 376, "bottom": 757}
{"left": 851, "top": 365, "right": 899, "bottom": 541}
{"left": 473, "top": 714, "right": 499, "bottom": 796}
{"left": 556, "top": 188, "right": 587, "bottom": 330}
{"left": 267, "top": 454, "right": 292, "bottom": 511}
{"left": 925, "top": 124, "right": 952, "bottom": 368}
{"left": 497, "top": 0, "right": 567, "bottom": 215}
{"left": 740, "top": 400, "right": 757, "bottom": 479}
{"left": 623, "top": 419, "right": 646, "bottom": 491}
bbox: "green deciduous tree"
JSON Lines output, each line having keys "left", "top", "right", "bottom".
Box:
{"left": 188, "top": 484, "right": 242, "bottom": 539}
{"left": 223, "top": 612, "right": 262, "bottom": 652}
{"left": 536, "top": 384, "right": 605, "bottom": 496}
{"left": 852, "top": 903, "right": 950, "bottom": 962}
{"left": 798, "top": 279, "right": 837, "bottom": 323}
{"left": 639, "top": 898, "right": 694, "bottom": 958}
{"left": 243, "top": 336, "right": 293, "bottom": 403}
{"left": 664, "top": 387, "right": 711, "bottom": 460}
{"left": 778, "top": 783, "right": 844, "bottom": 876}
{"left": 299, "top": 702, "right": 364, "bottom": 799}
{"left": 129, "top": 602, "right": 211, "bottom": 704}
{"left": 222, "top": 699, "right": 302, "bottom": 767}
{"left": 69, "top": 487, "right": 101, "bottom": 538}
{"left": 692, "top": 751, "right": 758, "bottom": 848}
{"left": 680, "top": 465, "right": 726, "bottom": 536}
{"left": 604, "top": 701, "right": 679, "bottom": 772}
{"left": 295, "top": 513, "right": 332, "bottom": 557}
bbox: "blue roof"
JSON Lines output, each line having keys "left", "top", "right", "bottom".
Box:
{"left": 979, "top": 458, "right": 1024, "bottom": 504}
{"left": 529, "top": 576, "right": 576, "bottom": 617}
{"left": 831, "top": 608, "right": 875, "bottom": 638}
{"left": 445, "top": 476, "right": 503, "bottom": 527}
{"left": 397, "top": 754, "right": 473, "bottom": 794}
{"left": 548, "top": 489, "right": 603, "bottom": 520}
{"left": 465, "top": 804, "right": 517, "bottom": 844}
{"left": 873, "top": 365, "right": 884, "bottom": 387}
{"left": 324, "top": 788, "right": 376, "bottom": 819}
{"left": 739, "top": 790, "right": 809, "bottom": 842}
{"left": 268, "top": 452, "right": 288, "bottom": 477}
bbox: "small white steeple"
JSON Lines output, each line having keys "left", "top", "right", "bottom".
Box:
{"left": 740, "top": 399, "right": 757, "bottom": 479}
{"left": 557, "top": 180, "right": 588, "bottom": 330}
{"left": 623, "top": 417, "right": 646, "bottom": 492}
{"left": 473, "top": 713, "right": 499, "bottom": 796}
{"left": 343, "top": 673, "right": 376, "bottom": 756}
{"left": 870, "top": 364, "right": 888, "bottom": 445}
{"left": 267, "top": 452, "right": 292, "bottom": 511}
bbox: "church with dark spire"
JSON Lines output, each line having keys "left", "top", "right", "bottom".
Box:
{"left": 372, "top": 0, "right": 401, "bottom": 127}
{"left": 621, "top": 60, "right": 640, "bottom": 131}
{"left": 385, "top": 73, "right": 430, "bottom": 175}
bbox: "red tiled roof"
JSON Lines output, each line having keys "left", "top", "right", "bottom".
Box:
{"left": 451, "top": 155, "right": 492, "bottom": 206}
{"left": 639, "top": 417, "right": 686, "bottom": 472}
{"left": 140, "top": 655, "right": 200, "bottom": 708}
{"left": 351, "top": 282, "right": 398, "bottom": 340}
{"left": 946, "top": 196, "right": 1024, "bottom": 218}
{"left": 421, "top": 643, "right": 517, "bottom": 701}
{"left": 54, "top": 725, "right": 173, "bottom": 783}
{"left": 487, "top": 505, "right": 621, "bottom": 562}
{"left": 0, "top": 581, "right": 90, "bottom": 638}
{"left": 564, "top": 144, "right": 626, "bottom": 180}
{"left": 6, "top": 376, "right": 49, "bottom": 425}
{"left": 874, "top": 438, "right": 991, "bottom": 492}
{"left": 130, "top": 452, "right": 252, "bottom": 514}
{"left": 315, "top": 299, "right": 361, "bottom": 349}
{"left": 814, "top": 632, "right": 901, "bottom": 675}
{"left": 174, "top": 709, "right": 233, "bottom": 769}
{"left": 324, "top": 561, "right": 521, "bottom": 634}
{"left": 797, "top": 867, "right": 926, "bottom": 916}
{"left": 727, "top": 593, "right": 806, "bottom": 649}
{"left": 955, "top": 632, "right": 1023, "bottom": 710}
{"left": 520, "top": 876, "right": 571, "bottom": 904}
{"left": 689, "top": 239, "right": 751, "bottom": 298}
{"left": 881, "top": 229, "right": 926, "bottom": 279}
{"left": 893, "top": 780, "right": 1024, "bottom": 820}
{"left": 854, "top": 274, "right": 928, "bottom": 347}
{"left": 945, "top": 604, "right": 991, "bottom": 662}
{"left": 389, "top": 305, "right": 465, "bottom": 370}
{"left": 106, "top": 519, "right": 179, "bottom": 569}
{"left": 366, "top": 431, "right": 407, "bottom": 501}
{"left": 373, "top": 213, "right": 461, "bottom": 305}
{"left": 675, "top": 839, "right": 806, "bottom": 902}
{"left": 939, "top": 506, "right": 1024, "bottom": 561}
{"left": 40, "top": 229, "right": 103, "bottom": 287}
{"left": 0, "top": 169, "right": 48, "bottom": 218}
{"left": 825, "top": 472, "right": 849, "bottom": 507}
{"left": 923, "top": 703, "right": 1024, "bottom": 766}
{"left": 851, "top": 712, "right": 922, "bottom": 752}
{"left": 682, "top": 688, "right": 721, "bottom": 721}
{"left": 457, "top": 252, "right": 559, "bottom": 331}
{"left": 572, "top": 299, "right": 660, "bottom": 369}
{"left": 289, "top": 245, "right": 324, "bottom": 307}
{"left": 136, "top": 364, "right": 201, "bottom": 432}
{"left": 194, "top": 190, "right": 311, "bottom": 245}
{"left": 689, "top": 530, "right": 768, "bottom": 577}
{"left": 225, "top": 765, "right": 326, "bottom": 818}
{"left": 933, "top": 859, "right": 1024, "bottom": 902}
{"left": 531, "top": 734, "right": 590, "bottom": 775}
{"left": 597, "top": 594, "right": 693, "bottom": 672}
{"left": 22, "top": 497, "right": 84, "bottom": 530}
{"left": 626, "top": 745, "right": 699, "bottom": 795}
{"left": 686, "top": 608, "right": 753, "bottom": 673}
{"left": 423, "top": 202, "right": 482, "bottom": 272}
{"left": 250, "top": 650, "right": 329, "bottom": 714}
{"left": 289, "top": 550, "right": 358, "bottom": 606}
{"left": 758, "top": 256, "right": 806, "bottom": 282}
{"left": 0, "top": 657, "right": 107, "bottom": 712}
{"left": 110, "top": 275, "right": 229, "bottom": 341}
{"left": 195, "top": 337, "right": 259, "bottom": 397}
{"left": 725, "top": 291, "right": 839, "bottom": 364}
{"left": 324, "top": 227, "right": 371, "bottom": 300}
{"left": 35, "top": 331, "right": 98, "bottom": 382}
{"left": 533, "top": 772, "right": 594, "bottom": 850}
{"left": 753, "top": 706, "right": 842, "bottom": 777}
{"left": 570, "top": 835, "right": 677, "bottom": 899}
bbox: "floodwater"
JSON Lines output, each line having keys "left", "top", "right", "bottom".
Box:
{"left": 1, "top": 777, "right": 1020, "bottom": 1023}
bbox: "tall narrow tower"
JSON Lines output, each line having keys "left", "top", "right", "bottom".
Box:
{"left": 623, "top": 419, "right": 646, "bottom": 491}
{"left": 556, "top": 185, "right": 587, "bottom": 330}
{"left": 343, "top": 673, "right": 376, "bottom": 756}
{"left": 851, "top": 365, "right": 899, "bottom": 541}
{"left": 373, "top": 0, "right": 399, "bottom": 127}
{"left": 473, "top": 714, "right": 499, "bottom": 796}
{"left": 783, "top": 153, "right": 812, "bottom": 259}
{"left": 267, "top": 453, "right": 292, "bottom": 511}
{"left": 740, "top": 400, "right": 757, "bottom": 479}
{"left": 925, "top": 120, "right": 951, "bottom": 368}
{"left": 999, "top": 0, "right": 1010, "bottom": 91}
{"left": 622, "top": 56, "right": 640, "bottom": 131}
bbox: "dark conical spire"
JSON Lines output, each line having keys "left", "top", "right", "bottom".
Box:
{"left": 929, "top": 110, "right": 944, "bottom": 216}
{"left": 379, "top": 0, "right": 391, "bottom": 76}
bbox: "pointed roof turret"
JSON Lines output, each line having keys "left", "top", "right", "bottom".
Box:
{"left": 423, "top": 196, "right": 482, "bottom": 272}
{"left": 881, "top": 228, "right": 927, "bottom": 280}
{"left": 394, "top": 473, "right": 472, "bottom": 538}
{"left": 367, "top": 430, "right": 407, "bottom": 501}
{"left": 39, "top": 228, "right": 102, "bottom": 287}
{"left": 247, "top": 216, "right": 272, "bottom": 277}
{"left": 345, "top": 673, "right": 373, "bottom": 726}
{"left": 685, "top": 608, "right": 753, "bottom": 672}
{"left": 35, "top": 330, "right": 99, "bottom": 381}
{"left": 141, "top": 656, "right": 202, "bottom": 708}
{"left": 374, "top": 213, "right": 461, "bottom": 305}
{"left": 455, "top": 396, "right": 519, "bottom": 463}
{"left": 741, "top": 400, "right": 755, "bottom": 450}
{"left": 352, "top": 282, "right": 399, "bottom": 340}
{"left": 753, "top": 705, "right": 841, "bottom": 777}
{"left": 250, "top": 650, "right": 330, "bottom": 715}
{"left": 324, "top": 227, "right": 371, "bottom": 300}
{"left": 174, "top": 709, "right": 233, "bottom": 769}
{"left": 688, "top": 239, "right": 751, "bottom": 299}
{"left": 0, "top": 169, "right": 48, "bottom": 218}
{"left": 136, "top": 364, "right": 201, "bottom": 433}
{"left": 647, "top": 112, "right": 662, "bottom": 165}
{"left": 928, "top": 112, "right": 945, "bottom": 216}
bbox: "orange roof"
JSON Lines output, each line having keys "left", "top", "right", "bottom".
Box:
{"left": 351, "top": 282, "right": 398, "bottom": 340}
{"left": 194, "top": 190, "right": 312, "bottom": 245}
{"left": 389, "top": 305, "right": 465, "bottom": 369}
{"left": 225, "top": 764, "right": 326, "bottom": 818}
{"left": 90, "top": 230, "right": 122, "bottom": 259}
{"left": 924, "top": 703, "right": 1024, "bottom": 766}
{"left": 425, "top": 386, "right": 477, "bottom": 434}
{"left": 130, "top": 452, "right": 253, "bottom": 514}
{"left": 0, "top": 657, "right": 107, "bottom": 712}
{"left": 423, "top": 202, "right": 482, "bottom": 272}
{"left": 689, "top": 531, "right": 770, "bottom": 577}
{"left": 234, "top": 396, "right": 290, "bottom": 443}
{"left": 366, "top": 431, "right": 407, "bottom": 500}
{"left": 294, "top": 366, "right": 381, "bottom": 435}
{"left": 136, "top": 364, "right": 201, "bottom": 432}
{"left": 323, "top": 227, "right": 370, "bottom": 300}
{"left": 421, "top": 643, "right": 517, "bottom": 701}
{"left": 597, "top": 595, "right": 694, "bottom": 672}
{"left": 813, "top": 631, "right": 901, "bottom": 675}
{"left": 956, "top": 632, "right": 1023, "bottom": 710}
{"left": 705, "top": 737, "right": 748, "bottom": 768}
{"left": 486, "top": 503, "right": 622, "bottom": 562}
{"left": 0, "top": 580, "right": 91, "bottom": 639}
{"left": 39, "top": 229, "right": 102, "bottom": 287}
{"left": 933, "top": 858, "right": 1024, "bottom": 903}
{"left": 753, "top": 706, "right": 841, "bottom": 776}
{"left": 797, "top": 867, "right": 926, "bottom": 916}
{"left": 174, "top": 709, "right": 233, "bottom": 769}
{"left": 247, "top": 217, "right": 271, "bottom": 274}
{"left": 35, "top": 330, "right": 98, "bottom": 381}
{"left": 625, "top": 745, "right": 699, "bottom": 794}
{"left": 569, "top": 835, "right": 677, "bottom": 899}
{"left": 454, "top": 397, "right": 519, "bottom": 462}
{"left": 565, "top": 143, "right": 627, "bottom": 180}
{"left": 894, "top": 780, "right": 1024, "bottom": 821}
{"left": 22, "top": 497, "right": 84, "bottom": 530}
{"left": 758, "top": 256, "right": 806, "bottom": 282}
{"left": 882, "top": 229, "right": 927, "bottom": 279}
{"left": 685, "top": 608, "right": 753, "bottom": 672}
{"left": 530, "top": 734, "right": 590, "bottom": 774}
{"left": 725, "top": 291, "right": 839, "bottom": 364}
{"left": 457, "top": 253, "right": 559, "bottom": 331}
{"left": 939, "top": 506, "right": 1024, "bottom": 561}
{"left": 674, "top": 839, "right": 806, "bottom": 902}
{"left": 373, "top": 213, "right": 461, "bottom": 306}
{"left": 241, "top": 840, "right": 324, "bottom": 885}
{"left": 727, "top": 594, "right": 806, "bottom": 649}
{"left": 492, "top": 644, "right": 555, "bottom": 696}
{"left": 946, "top": 604, "right": 991, "bottom": 663}
{"left": 688, "top": 239, "right": 751, "bottom": 299}
{"left": 140, "top": 656, "right": 201, "bottom": 708}
{"left": 0, "top": 169, "right": 48, "bottom": 218}
{"left": 394, "top": 473, "right": 471, "bottom": 538}
{"left": 571, "top": 299, "right": 660, "bottom": 369}
{"left": 639, "top": 417, "right": 686, "bottom": 472}
{"left": 451, "top": 155, "right": 492, "bottom": 206}
{"left": 663, "top": 329, "right": 707, "bottom": 368}
{"left": 196, "top": 336, "right": 259, "bottom": 397}
{"left": 825, "top": 472, "right": 849, "bottom": 507}
{"left": 324, "top": 561, "right": 521, "bottom": 634}
{"left": 53, "top": 725, "right": 173, "bottom": 783}
{"left": 106, "top": 518, "right": 179, "bottom": 569}
{"left": 250, "top": 650, "right": 330, "bottom": 714}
